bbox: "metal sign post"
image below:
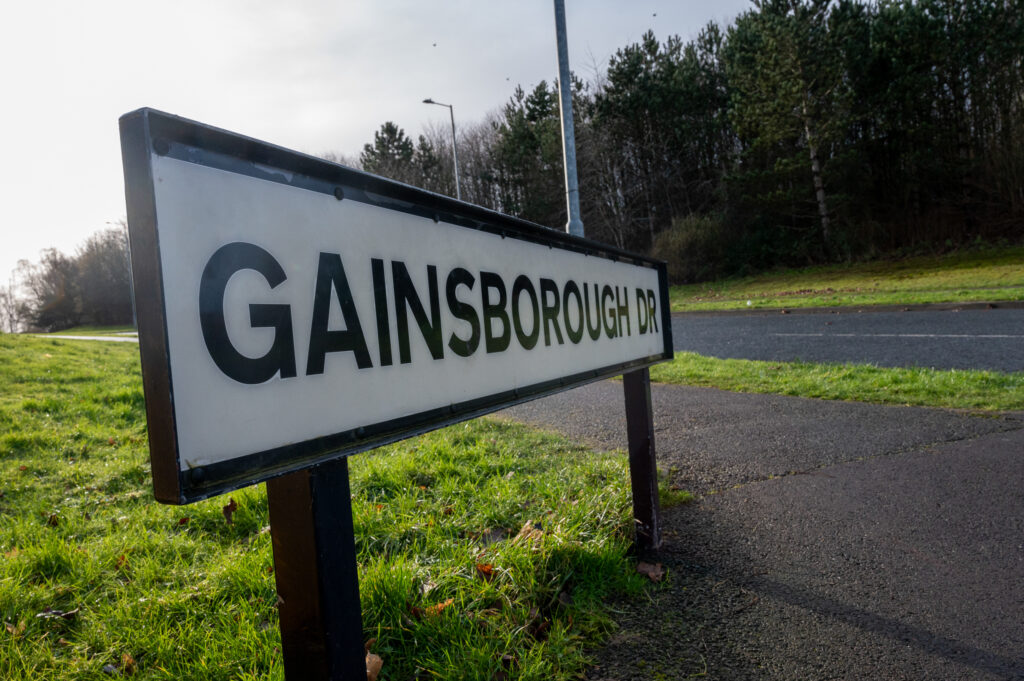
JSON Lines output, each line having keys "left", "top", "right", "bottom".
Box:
{"left": 119, "top": 108, "right": 673, "bottom": 679}
{"left": 623, "top": 368, "right": 661, "bottom": 552}
{"left": 267, "top": 458, "right": 365, "bottom": 680}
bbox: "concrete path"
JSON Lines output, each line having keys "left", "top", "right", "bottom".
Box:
{"left": 39, "top": 334, "right": 139, "bottom": 343}
{"left": 501, "top": 381, "right": 1024, "bottom": 680}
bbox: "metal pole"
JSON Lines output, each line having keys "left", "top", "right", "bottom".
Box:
{"left": 268, "top": 457, "right": 365, "bottom": 680}
{"left": 623, "top": 367, "right": 662, "bottom": 553}
{"left": 423, "top": 99, "right": 461, "bottom": 201}
{"left": 447, "top": 106, "right": 461, "bottom": 202}
{"left": 553, "top": 0, "right": 584, "bottom": 237}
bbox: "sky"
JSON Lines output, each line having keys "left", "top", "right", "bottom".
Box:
{"left": 0, "top": 0, "right": 749, "bottom": 286}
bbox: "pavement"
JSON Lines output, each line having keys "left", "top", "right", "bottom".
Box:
{"left": 500, "top": 380, "right": 1024, "bottom": 680}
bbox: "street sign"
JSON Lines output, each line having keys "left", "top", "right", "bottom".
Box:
{"left": 120, "top": 108, "right": 672, "bottom": 504}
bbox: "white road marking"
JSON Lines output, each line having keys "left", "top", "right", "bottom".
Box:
{"left": 771, "top": 333, "right": 1024, "bottom": 339}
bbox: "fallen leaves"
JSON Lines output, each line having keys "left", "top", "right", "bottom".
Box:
{"left": 222, "top": 498, "right": 238, "bottom": 525}
{"left": 410, "top": 597, "right": 455, "bottom": 620}
{"left": 5, "top": 620, "right": 26, "bottom": 638}
{"left": 475, "top": 563, "right": 495, "bottom": 581}
{"left": 636, "top": 561, "right": 666, "bottom": 583}
{"left": 512, "top": 521, "right": 544, "bottom": 548}
{"left": 365, "top": 639, "right": 383, "bottom": 681}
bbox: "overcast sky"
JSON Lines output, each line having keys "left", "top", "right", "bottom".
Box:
{"left": 0, "top": 0, "right": 749, "bottom": 285}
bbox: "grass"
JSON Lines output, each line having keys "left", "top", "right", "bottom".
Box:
{"left": 669, "top": 245, "right": 1024, "bottom": 312}
{"left": 0, "top": 335, "right": 672, "bottom": 681}
{"left": 651, "top": 351, "right": 1024, "bottom": 412}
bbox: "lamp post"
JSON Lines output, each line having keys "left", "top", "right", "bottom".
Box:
{"left": 553, "top": 0, "right": 584, "bottom": 237}
{"left": 422, "top": 98, "right": 461, "bottom": 201}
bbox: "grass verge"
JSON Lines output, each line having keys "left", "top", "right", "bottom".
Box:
{"left": 669, "top": 246, "right": 1024, "bottom": 312}
{"left": 0, "top": 335, "right": 666, "bottom": 680}
{"left": 651, "top": 351, "right": 1024, "bottom": 411}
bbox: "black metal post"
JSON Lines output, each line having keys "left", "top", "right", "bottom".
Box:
{"left": 267, "top": 457, "right": 365, "bottom": 680}
{"left": 623, "top": 368, "right": 662, "bottom": 553}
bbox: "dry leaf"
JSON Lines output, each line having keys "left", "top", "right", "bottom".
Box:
{"left": 424, "top": 598, "right": 454, "bottom": 617}
{"left": 636, "top": 561, "right": 665, "bottom": 583}
{"left": 121, "top": 652, "right": 137, "bottom": 675}
{"left": 365, "top": 652, "right": 383, "bottom": 681}
{"left": 513, "top": 521, "right": 543, "bottom": 547}
{"left": 116, "top": 555, "right": 128, "bottom": 571}
{"left": 18, "top": 466, "right": 28, "bottom": 472}
{"left": 475, "top": 563, "right": 495, "bottom": 581}
{"left": 222, "top": 498, "right": 238, "bottom": 524}
{"left": 5, "top": 620, "right": 26, "bottom": 638}
{"left": 46, "top": 513, "right": 60, "bottom": 527}
{"left": 4, "top": 548, "right": 20, "bottom": 559}
{"left": 177, "top": 517, "right": 190, "bottom": 526}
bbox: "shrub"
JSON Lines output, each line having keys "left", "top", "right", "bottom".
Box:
{"left": 650, "top": 214, "right": 729, "bottom": 284}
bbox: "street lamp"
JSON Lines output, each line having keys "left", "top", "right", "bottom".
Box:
{"left": 553, "top": 0, "right": 583, "bottom": 237}
{"left": 422, "top": 98, "right": 461, "bottom": 201}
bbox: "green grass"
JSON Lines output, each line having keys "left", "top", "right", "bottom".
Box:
{"left": 669, "top": 246, "right": 1024, "bottom": 312}
{"left": 651, "top": 352, "right": 1024, "bottom": 411}
{"left": 0, "top": 335, "right": 668, "bottom": 681}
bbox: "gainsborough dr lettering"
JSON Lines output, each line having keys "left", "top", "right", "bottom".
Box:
{"left": 198, "top": 241, "right": 660, "bottom": 384}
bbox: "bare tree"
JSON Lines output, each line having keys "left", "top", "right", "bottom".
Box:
{"left": 0, "top": 275, "right": 22, "bottom": 333}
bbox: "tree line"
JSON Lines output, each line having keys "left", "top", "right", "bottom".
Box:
{"left": 7, "top": 0, "right": 1021, "bottom": 333}
{"left": 2, "top": 227, "right": 133, "bottom": 332}
{"left": 355, "top": 0, "right": 1024, "bottom": 282}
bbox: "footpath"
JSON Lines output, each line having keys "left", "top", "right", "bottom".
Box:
{"left": 501, "top": 381, "right": 1024, "bottom": 680}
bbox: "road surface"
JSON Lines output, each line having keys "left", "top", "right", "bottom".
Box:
{"left": 672, "top": 306, "right": 1024, "bottom": 372}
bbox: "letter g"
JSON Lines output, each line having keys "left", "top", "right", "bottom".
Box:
{"left": 199, "top": 242, "right": 296, "bottom": 384}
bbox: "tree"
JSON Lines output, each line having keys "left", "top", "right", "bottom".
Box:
{"left": 18, "top": 250, "right": 80, "bottom": 331}
{"left": 76, "top": 227, "right": 132, "bottom": 326}
{"left": 0, "top": 276, "right": 23, "bottom": 333}
{"left": 490, "top": 81, "right": 568, "bottom": 227}
{"left": 360, "top": 121, "right": 416, "bottom": 183}
{"left": 726, "top": 0, "right": 847, "bottom": 256}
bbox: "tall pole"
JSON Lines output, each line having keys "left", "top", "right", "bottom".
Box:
{"left": 423, "top": 98, "right": 461, "bottom": 201}
{"left": 553, "top": 0, "right": 584, "bottom": 237}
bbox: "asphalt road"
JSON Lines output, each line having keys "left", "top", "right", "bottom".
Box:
{"left": 672, "top": 306, "right": 1024, "bottom": 372}
{"left": 499, "top": 382, "right": 1024, "bottom": 680}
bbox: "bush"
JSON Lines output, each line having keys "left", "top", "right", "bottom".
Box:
{"left": 650, "top": 214, "right": 729, "bottom": 284}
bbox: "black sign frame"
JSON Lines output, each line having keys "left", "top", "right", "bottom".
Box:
{"left": 120, "top": 108, "right": 673, "bottom": 504}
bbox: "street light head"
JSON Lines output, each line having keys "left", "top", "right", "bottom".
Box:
{"left": 422, "top": 98, "right": 434, "bottom": 104}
